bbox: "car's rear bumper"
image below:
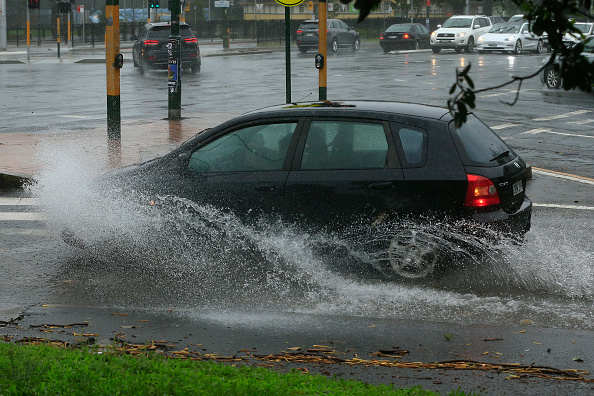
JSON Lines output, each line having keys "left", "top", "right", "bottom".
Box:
{"left": 470, "top": 196, "right": 532, "bottom": 235}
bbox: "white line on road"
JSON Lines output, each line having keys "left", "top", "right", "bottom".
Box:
{"left": 533, "top": 110, "right": 589, "bottom": 121}
{"left": 533, "top": 203, "right": 594, "bottom": 211}
{"left": 532, "top": 168, "right": 594, "bottom": 186}
{"left": 567, "top": 119, "right": 594, "bottom": 125}
{"left": 522, "top": 129, "right": 594, "bottom": 139}
{"left": 0, "top": 198, "right": 38, "bottom": 206}
{"left": 0, "top": 213, "right": 45, "bottom": 221}
{"left": 491, "top": 123, "right": 521, "bottom": 130}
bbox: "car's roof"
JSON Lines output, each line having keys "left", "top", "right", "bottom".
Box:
{"left": 241, "top": 101, "right": 452, "bottom": 121}
{"left": 448, "top": 15, "right": 488, "bottom": 19}
{"left": 145, "top": 22, "right": 190, "bottom": 28}
{"left": 301, "top": 19, "right": 343, "bottom": 23}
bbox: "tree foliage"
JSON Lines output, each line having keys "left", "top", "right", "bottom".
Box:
{"left": 340, "top": 0, "right": 594, "bottom": 126}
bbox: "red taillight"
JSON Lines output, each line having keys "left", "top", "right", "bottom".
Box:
{"left": 380, "top": 33, "right": 385, "bottom": 40}
{"left": 297, "top": 30, "right": 303, "bottom": 34}
{"left": 403, "top": 33, "right": 410, "bottom": 39}
{"left": 144, "top": 39, "right": 159, "bottom": 45}
{"left": 465, "top": 174, "right": 500, "bottom": 207}
{"left": 184, "top": 37, "right": 197, "bottom": 43}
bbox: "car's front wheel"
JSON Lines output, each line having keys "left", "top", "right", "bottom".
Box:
{"left": 331, "top": 38, "right": 339, "bottom": 53}
{"left": 387, "top": 229, "right": 441, "bottom": 279}
{"left": 544, "top": 65, "right": 561, "bottom": 89}
{"left": 352, "top": 37, "right": 361, "bottom": 51}
{"left": 464, "top": 37, "right": 474, "bottom": 53}
{"left": 512, "top": 40, "right": 522, "bottom": 55}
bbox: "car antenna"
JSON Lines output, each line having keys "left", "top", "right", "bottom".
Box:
{"left": 296, "top": 92, "right": 314, "bottom": 103}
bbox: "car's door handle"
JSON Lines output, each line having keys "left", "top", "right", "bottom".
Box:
{"left": 254, "top": 184, "right": 275, "bottom": 192}
{"left": 368, "top": 182, "right": 394, "bottom": 190}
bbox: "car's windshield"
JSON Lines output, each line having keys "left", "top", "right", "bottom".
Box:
{"left": 299, "top": 22, "right": 318, "bottom": 30}
{"left": 575, "top": 23, "right": 593, "bottom": 33}
{"left": 442, "top": 18, "right": 472, "bottom": 28}
{"left": 148, "top": 26, "right": 194, "bottom": 38}
{"left": 386, "top": 24, "right": 413, "bottom": 33}
{"left": 584, "top": 39, "right": 594, "bottom": 53}
{"left": 488, "top": 23, "right": 522, "bottom": 34}
{"left": 508, "top": 15, "right": 524, "bottom": 22}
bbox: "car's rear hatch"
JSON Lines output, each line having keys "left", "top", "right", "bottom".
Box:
{"left": 449, "top": 116, "right": 529, "bottom": 213}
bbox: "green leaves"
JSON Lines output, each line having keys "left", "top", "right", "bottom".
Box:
{"left": 447, "top": 64, "right": 477, "bottom": 129}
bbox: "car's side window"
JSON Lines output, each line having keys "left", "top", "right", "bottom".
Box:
{"left": 301, "top": 121, "right": 389, "bottom": 170}
{"left": 187, "top": 123, "right": 297, "bottom": 172}
{"left": 397, "top": 127, "right": 426, "bottom": 166}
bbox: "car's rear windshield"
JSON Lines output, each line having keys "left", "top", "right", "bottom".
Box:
{"left": 148, "top": 26, "right": 194, "bottom": 38}
{"left": 450, "top": 116, "right": 517, "bottom": 166}
{"left": 299, "top": 22, "right": 319, "bottom": 30}
{"left": 575, "top": 23, "right": 593, "bottom": 33}
{"left": 442, "top": 18, "right": 473, "bottom": 28}
{"left": 386, "top": 24, "right": 413, "bottom": 33}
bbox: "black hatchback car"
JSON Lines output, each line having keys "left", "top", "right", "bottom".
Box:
{"left": 380, "top": 23, "right": 431, "bottom": 52}
{"left": 296, "top": 19, "right": 361, "bottom": 53}
{"left": 63, "top": 101, "right": 531, "bottom": 279}
{"left": 132, "top": 22, "right": 201, "bottom": 74}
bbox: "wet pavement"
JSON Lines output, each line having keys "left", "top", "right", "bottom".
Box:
{"left": 1, "top": 42, "right": 593, "bottom": 395}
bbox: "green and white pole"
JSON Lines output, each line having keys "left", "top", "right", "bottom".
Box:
{"left": 168, "top": 0, "right": 182, "bottom": 120}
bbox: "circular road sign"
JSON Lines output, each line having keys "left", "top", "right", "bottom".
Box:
{"left": 274, "top": 0, "right": 306, "bottom": 6}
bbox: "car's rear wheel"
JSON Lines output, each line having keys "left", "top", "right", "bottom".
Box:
{"left": 535, "top": 39, "right": 544, "bottom": 54}
{"left": 431, "top": 47, "right": 441, "bottom": 53}
{"left": 352, "top": 37, "right": 361, "bottom": 51}
{"left": 331, "top": 38, "right": 339, "bottom": 53}
{"left": 382, "top": 47, "right": 391, "bottom": 54}
{"left": 544, "top": 65, "right": 561, "bottom": 89}
{"left": 191, "top": 63, "right": 200, "bottom": 74}
{"left": 464, "top": 37, "right": 474, "bottom": 53}
{"left": 298, "top": 46, "right": 307, "bottom": 54}
{"left": 388, "top": 229, "right": 440, "bottom": 279}
{"left": 413, "top": 40, "right": 420, "bottom": 50}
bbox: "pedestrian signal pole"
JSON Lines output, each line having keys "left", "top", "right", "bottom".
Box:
{"left": 168, "top": 0, "right": 182, "bottom": 120}
{"left": 106, "top": 0, "right": 123, "bottom": 139}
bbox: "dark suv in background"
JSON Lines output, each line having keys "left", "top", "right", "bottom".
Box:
{"left": 132, "top": 22, "right": 201, "bottom": 74}
{"left": 295, "top": 19, "right": 361, "bottom": 53}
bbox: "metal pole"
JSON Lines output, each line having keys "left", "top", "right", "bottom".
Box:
{"left": 168, "top": 0, "right": 182, "bottom": 120}
{"left": 26, "top": 6, "right": 30, "bottom": 61}
{"left": 318, "top": 0, "right": 327, "bottom": 101}
{"left": 410, "top": 0, "right": 413, "bottom": 23}
{"left": 106, "top": 0, "right": 122, "bottom": 140}
{"left": 57, "top": 15, "right": 61, "bottom": 58}
{"left": 285, "top": 6, "right": 291, "bottom": 104}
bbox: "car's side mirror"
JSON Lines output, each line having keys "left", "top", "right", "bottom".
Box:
{"left": 130, "top": 35, "right": 138, "bottom": 41}
{"left": 437, "top": 24, "right": 441, "bottom": 29}
{"left": 178, "top": 152, "right": 190, "bottom": 170}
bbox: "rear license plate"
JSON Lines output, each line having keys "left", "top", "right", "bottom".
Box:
{"left": 306, "top": 33, "right": 313, "bottom": 37}
{"left": 513, "top": 180, "right": 523, "bottom": 195}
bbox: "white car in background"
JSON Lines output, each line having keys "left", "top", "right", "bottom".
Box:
{"left": 563, "top": 22, "right": 594, "bottom": 45}
{"left": 430, "top": 15, "right": 492, "bottom": 53}
{"left": 477, "top": 22, "right": 545, "bottom": 54}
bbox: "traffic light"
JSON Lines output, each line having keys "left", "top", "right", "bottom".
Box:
{"left": 57, "top": 1, "right": 72, "bottom": 13}
{"left": 150, "top": 0, "right": 160, "bottom": 8}
{"left": 27, "top": 0, "right": 40, "bottom": 9}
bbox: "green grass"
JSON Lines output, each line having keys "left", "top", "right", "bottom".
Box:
{"left": 0, "top": 342, "right": 471, "bottom": 395}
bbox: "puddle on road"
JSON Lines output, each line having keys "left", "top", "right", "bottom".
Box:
{"left": 28, "top": 144, "right": 594, "bottom": 331}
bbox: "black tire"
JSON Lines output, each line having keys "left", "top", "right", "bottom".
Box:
{"left": 331, "top": 38, "right": 339, "bottom": 53}
{"left": 298, "top": 46, "right": 307, "bottom": 54}
{"left": 191, "top": 63, "right": 200, "bottom": 74}
{"left": 544, "top": 65, "right": 561, "bottom": 89}
{"left": 431, "top": 47, "right": 441, "bottom": 53}
{"left": 382, "top": 47, "right": 391, "bottom": 54}
{"left": 138, "top": 59, "right": 148, "bottom": 75}
{"left": 464, "top": 37, "right": 474, "bottom": 53}
{"left": 513, "top": 40, "right": 522, "bottom": 55}
{"left": 352, "top": 37, "right": 361, "bottom": 51}
{"left": 387, "top": 229, "right": 441, "bottom": 279}
{"left": 455, "top": 47, "right": 463, "bottom": 53}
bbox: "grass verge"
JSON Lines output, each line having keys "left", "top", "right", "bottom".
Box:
{"left": 0, "top": 342, "right": 472, "bottom": 395}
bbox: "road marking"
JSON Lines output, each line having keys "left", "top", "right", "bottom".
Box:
{"left": 0, "top": 212, "right": 45, "bottom": 221}
{"left": 522, "top": 129, "right": 594, "bottom": 139}
{"left": 0, "top": 228, "right": 49, "bottom": 236}
{"left": 533, "top": 110, "right": 589, "bottom": 121}
{"left": 491, "top": 123, "right": 520, "bottom": 130}
{"left": 59, "top": 115, "right": 89, "bottom": 119}
{"left": 532, "top": 167, "right": 594, "bottom": 185}
{"left": 533, "top": 203, "right": 594, "bottom": 211}
{"left": 479, "top": 93, "right": 508, "bottom": 98}
{"left": 0, "top": 198, "right": 38, "bottom": 206}
{"left": 567, "top": 119, "right": 594, "bottom": 125}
